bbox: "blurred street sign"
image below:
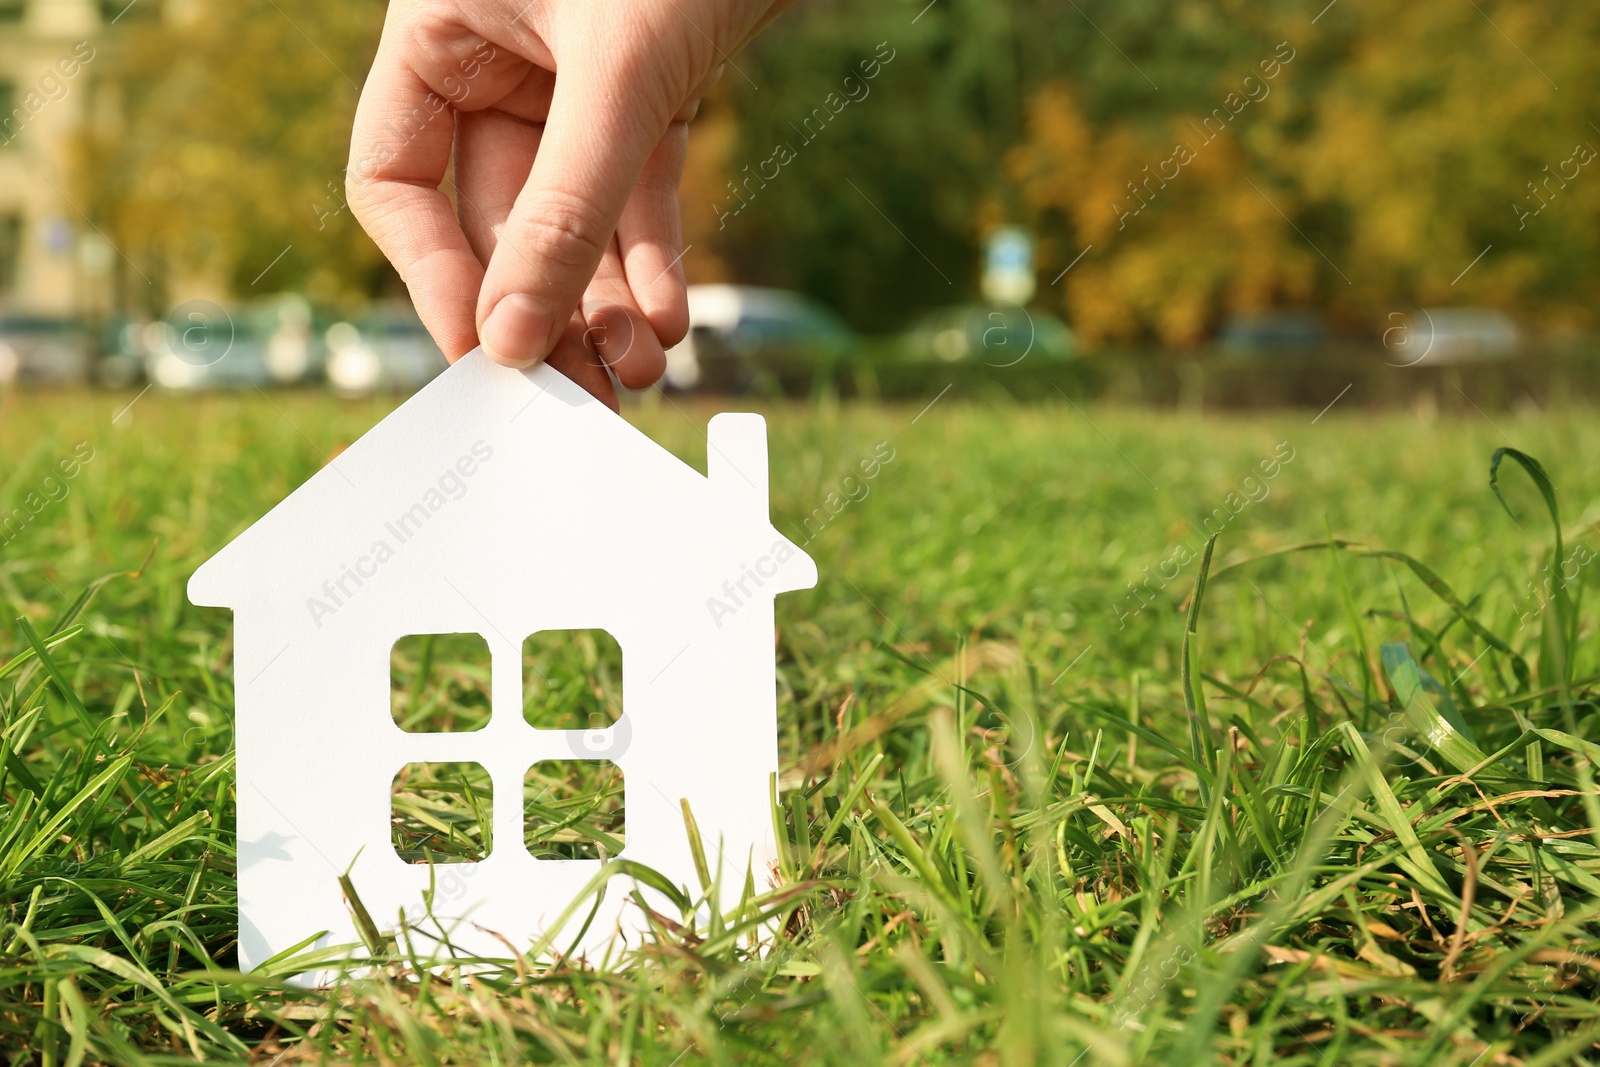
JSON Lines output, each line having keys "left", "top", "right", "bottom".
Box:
{"left": 45, "top": 218, "right": 74, "bottom": 255}
{"left": 982, "top": 226, "right": 1035, "bottom": 305}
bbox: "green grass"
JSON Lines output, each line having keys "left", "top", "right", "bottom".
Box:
{"left": 2, "top": 386, "right": 1600, "bottom": 1064}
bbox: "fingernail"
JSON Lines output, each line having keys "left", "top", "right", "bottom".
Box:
{"left": 481, "top": 294, "right": 549, "bottom": 368}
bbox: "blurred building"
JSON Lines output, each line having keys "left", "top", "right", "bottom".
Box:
{"left": 0, "top": 0, "right": 115, "bottom": 317}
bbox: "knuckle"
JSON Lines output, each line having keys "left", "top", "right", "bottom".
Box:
{"left": 345, "top": 194, "right": 409, "bottom": 262}
{"left": 344, "top": 178, "right": 376, "bottom": 225}
{"left": 512, "top": 191, "right": 611, "bottom": 272}
{"left": 344, "top": 169, "right": 390, "bottom": 227}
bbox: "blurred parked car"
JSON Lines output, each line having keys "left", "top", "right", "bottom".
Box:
{"left": 1406, "top": 308, "right": 1519, "bottom": 364}
{"left": 147, "top": 295, "right": 321, "bottom": 390}
{"left": 94, "top": 317, "right": 151, "bottom": 388}
{"left": 324, "top": 303, "right": 447, "bottom": 397}
{"left": 1217, "top": 310, "right": 1327, "bottom": 354}
{"left": 662, "top": 285, "right": 856, "bottom": 392}
{"left": 0, "top": 315, "right": 93, "bottom": 385}
{"left": 899, "top": 304, "right": 1075, "bottom": 365}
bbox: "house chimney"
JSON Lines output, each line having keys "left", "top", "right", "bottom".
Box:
{"left": 706, "top": 413, "right": 769, "bottom": 516}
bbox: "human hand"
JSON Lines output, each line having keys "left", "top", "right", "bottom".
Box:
{"left": 348, "top": 0, "right": 794, "bottom": 405}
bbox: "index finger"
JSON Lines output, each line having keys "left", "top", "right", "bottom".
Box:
{"left": 346, "top": 33, "right": 493, "bottom": 359}
{"left": 472, "top": 37, "right": 681, "bottom": 368}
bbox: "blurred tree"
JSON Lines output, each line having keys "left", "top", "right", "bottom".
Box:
{"left": 690, "top": 0, "right": 999, "bottom": 331}
{"left": 1009, "top": 83, "right": 1316, "bottom": 348}
{"left": 71, "top": 0, "right": 1600, "bottom": 344}
{"left": 1007, "top": 0, "right": 1600, "bottom": 346}
{"left": 1291, "top": 1, "right": 1600, "bottom": 335}
{"left": 695, "top": 0, "right": 1321, "bottom": 333}
{"left": 76, "top": 0, "right": 388, "bottom": 314}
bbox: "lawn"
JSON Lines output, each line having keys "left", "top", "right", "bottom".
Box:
{"left": 1, "top": 385, "right": 1598, "bottom": 1064}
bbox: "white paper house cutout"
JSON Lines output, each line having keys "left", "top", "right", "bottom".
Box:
{"left": 189, "top": 350, "right": 816, "bottom": 971}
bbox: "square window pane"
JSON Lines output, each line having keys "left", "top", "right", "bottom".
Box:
{"left": 524, "top": 760, "right": 624, "bottom": 861}
{"left": 391, "top": 761, "right": 492, "bottom": 864}
{"left": 391, "top": 632, "right": 491, "bottom": 732}
{"left": 523, "top": 629, "right": 622, "bottom": 731}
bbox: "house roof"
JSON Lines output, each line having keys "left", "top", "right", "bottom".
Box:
{"left": 188, "top": 351, "right": 816, "bottom": 613}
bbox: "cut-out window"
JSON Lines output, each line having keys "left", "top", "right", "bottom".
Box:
{"left": 391, "top": 762, "right": 493, "bottom": 864}
{"left": 391, "top": 633, "right": 492, "bottom": 733}
{"left": 523, "top": 629, "right": 623, "bottom": 731}
{"left": 524, "top": 761, "right": 625, "bottom": 861}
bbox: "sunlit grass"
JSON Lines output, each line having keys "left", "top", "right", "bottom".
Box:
{"left": 0, "top": 386, "right": 1597, "bottom": 1063}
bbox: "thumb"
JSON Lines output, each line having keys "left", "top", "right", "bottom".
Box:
{"left": 475, "top": 49, "right": 677, "bottom": 368}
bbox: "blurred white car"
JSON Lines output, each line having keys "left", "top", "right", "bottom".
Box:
{"left": 662, "top": 284, "right": 855, "bottom": 392}
{"left": 324, "top": 304, "right": 447, "bottom": 397}
{"left": 146, "top": 295, "right": 318, "bottom": 390}
{"left": 1406, "top": 308, "right": 1519, "bottom": 364}
{"left": 0, "top": 315, "right": 93, "bottom": 386}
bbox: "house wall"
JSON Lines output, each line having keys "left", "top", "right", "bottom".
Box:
{"left": 234, "top": 580, "right": 784, "bottom": 970}
{"left": 199, "top": 357, "right": 811, "bottom": 971}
